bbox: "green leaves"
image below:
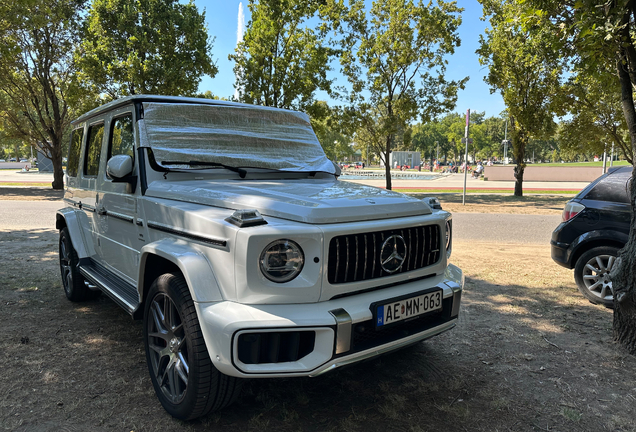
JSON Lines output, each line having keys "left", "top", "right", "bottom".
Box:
{"left": 77, "top": 0, "right": 217, "bottom": 98}
{"left": 334, "top": 0, "right": 467, "bottom": 188}
{"left": 478, "top": 0, "right": 566, "bottom": 194}
{"left": 230, "top": 0, "right": 336, "bottom": 111}
{"left": 0, "top": 0, "right": 88, "bottom": 189}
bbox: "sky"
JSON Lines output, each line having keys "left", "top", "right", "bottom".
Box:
{"left": 193, "top": 0, "right": 506, "bottom": 119}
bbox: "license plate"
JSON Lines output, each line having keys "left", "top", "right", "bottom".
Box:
{"left": 375, "top": 290, "right": 442, "bottom": 328}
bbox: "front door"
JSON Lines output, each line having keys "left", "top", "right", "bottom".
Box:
{"left": 95, "top": 110, "right": 142, "bottom": 283}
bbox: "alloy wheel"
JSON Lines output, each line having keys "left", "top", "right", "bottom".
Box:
{"left": 146, "top": 293, "right": 189, "bottom": 403}
{"left": 59, "top": 239, "right": 73, "bottom": 294}
{"left": 582, "top": 254, "right": 616, "bottom": 302}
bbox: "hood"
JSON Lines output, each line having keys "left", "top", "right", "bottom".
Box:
{"left": 145, "top": 179, "right": 432, "bottom": 224}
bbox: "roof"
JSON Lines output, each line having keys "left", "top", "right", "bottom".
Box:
{"left": 71, "top": 95, "right": 300, "bottom": 126}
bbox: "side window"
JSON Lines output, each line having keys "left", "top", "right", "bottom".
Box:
{"left": 84, "top": 123, "right": 104, "bottom": 177}
{"left": 67, "top": 127, "right": 83, "bottom": 177}
{"left": 108, "top": 114, "right": 134, "bottom": 162}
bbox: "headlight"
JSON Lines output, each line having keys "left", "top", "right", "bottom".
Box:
{"left": 445, "top": 219, "right": 452, "bottom": 258}
{"left": 259, "top": 239, "right": 304, "bottom": 283}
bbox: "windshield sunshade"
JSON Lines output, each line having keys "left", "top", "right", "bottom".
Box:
{"left": 140, "top": 102, "right": 336, "bottom": 174}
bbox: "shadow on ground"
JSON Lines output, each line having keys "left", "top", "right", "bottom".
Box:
{"left": 0, "top": 187, "right": 64, "bottom": 201}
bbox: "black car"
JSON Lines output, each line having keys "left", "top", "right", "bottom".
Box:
{"left": 551, "top": 166, "right": 631, "bottom": 307}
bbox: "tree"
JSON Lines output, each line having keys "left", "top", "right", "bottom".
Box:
{"left": 477, "top": 0, "right": 564, "bottom": 196}
{"left": 230, "top": 0, "right": 336, "bottom": 111}
{"left": 334, "top": 0, "right": 467, "bottom": 189}
{"left": 412, "top": 121, "right": 448, "bottom": 162}
{"left": 520, "top": 0, "right": 636, "bottom": 353}
{"left": 0, "top": 121, "right": 29, "bottom": 161}
{"left": 558, "top": 73, "right": 631, "bottom": 163}
{"left": 78, "top": 0, "right": 216, "bottom": 98}
{"left": 0, "top": 0, "right": 87, "bottom": 189}
{"left": 311, "top": 101, "right": 356, "bottom": 160}
{"left": 477, "top": 115, "right": 507, "bottom": 160}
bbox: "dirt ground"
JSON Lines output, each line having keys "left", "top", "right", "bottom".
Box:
{"left": 1, "top": 191, "right": 635, "bottom": 432}
{"left": 412, "top": 193, "right": 571, "bottom": 215}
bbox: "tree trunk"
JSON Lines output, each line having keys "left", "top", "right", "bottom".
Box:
{"left": 612, "top": 52, "right": 636, "bottom": 353}
{"left": 512, "top": 124, "right": 527, "bottom": 197}
{"left": 51, "top": 145, "right": 64, "bottom": 190}
{"left": 384, "top": 135, "right": 392, "bottom": 190}
{"left": 611, "top": 181, "right": 636, "bottom": 353}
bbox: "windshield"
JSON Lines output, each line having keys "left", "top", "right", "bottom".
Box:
{"left": 140, "top": 102, "right": 336, "bottom": 174}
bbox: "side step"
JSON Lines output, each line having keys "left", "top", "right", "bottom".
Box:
{"left": 79, "top": 259, "right": 140, "bottom": 315}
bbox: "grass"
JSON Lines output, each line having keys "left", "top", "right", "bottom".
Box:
{"left": 344, "top": 161, "right": 630, "bottom": 170}
{"left": 527, "top": 161, "right": 630, "bottom": 167}
{"left": 0, "top": 182, "right": 51, "bottom": 186}
{"left": 394, "top": 188, "right": 579, "bottom": 194}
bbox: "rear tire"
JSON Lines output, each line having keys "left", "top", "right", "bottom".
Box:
{"left": 143, "top": 273, "right": 242, "bottom": 420}
{"left": 59, "top": 228, "right": 100, "bottom": 301}
{"left": 574, "top": 246, "right": 619, "bottom": 308}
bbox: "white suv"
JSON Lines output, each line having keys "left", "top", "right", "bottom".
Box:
{"left": 56, "top": 95, "right": 463, "bottom": 420}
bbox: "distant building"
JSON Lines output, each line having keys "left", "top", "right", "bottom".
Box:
{"left": 37, "top": 151, "right": 53, "bottom": 172}
{"left": 384, "top": 151, "right": 421, "bottom": 168}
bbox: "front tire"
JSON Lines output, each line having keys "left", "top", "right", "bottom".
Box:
{"left": 143, "top": 273, "right": 241, "bottom": 420}
{"left": 574, "top": 246, "right": 619, "bottom": 308}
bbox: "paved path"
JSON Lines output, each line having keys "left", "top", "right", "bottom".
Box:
{"left": 345, "top": 173, "right": 590, "bottom": 192}
{"left": 0, "top": 200, "right": 62, "bottom": 230}
{"left": 0, "top": 199, "right": 561, "bottom": 246}
{"left": 452, "top": 212, "right": 561, "bottom": 244}
{"left": 0, "top": 169, "right": 56, "bottom": 184}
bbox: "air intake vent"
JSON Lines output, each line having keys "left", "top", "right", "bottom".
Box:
{"left": 237, "top": 331, "right": 316, "bottom": 364}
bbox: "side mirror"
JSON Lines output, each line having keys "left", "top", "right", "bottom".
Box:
{"left": 107, "top": 155, "right": 133, "bottom": 179}
{"left": 106, "top": 155, "right": 137, "bottom": 192}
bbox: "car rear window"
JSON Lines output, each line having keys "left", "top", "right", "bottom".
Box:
{"left": 583, "top": 167, "right": 631, "bottom": 203}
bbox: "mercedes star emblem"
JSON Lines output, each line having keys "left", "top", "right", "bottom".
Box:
{"left": 380, "top": 235, "right": 407, "bottom": 273}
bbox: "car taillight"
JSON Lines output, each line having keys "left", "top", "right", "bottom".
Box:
{"left": 562, "top": 201, "right": 585, "bottom": 222}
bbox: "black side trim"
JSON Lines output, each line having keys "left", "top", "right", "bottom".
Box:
{"left": 146, "top": 148, "right": 169, "bottom": 173}
{"left": 134, "top": 101, "right": 144, "bottom": 120}
{"left": 147, "top": 222, "right": 227, "bottom": 247}
{"left": 79, "top": 258, "right": 139, "bottom": 315}
{"left": 138, "top": 147, "right": 148, "bottom": 195}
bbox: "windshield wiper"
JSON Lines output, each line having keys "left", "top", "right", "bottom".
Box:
{"left": 160, "top": 161, "right": 247, "bottom": 178}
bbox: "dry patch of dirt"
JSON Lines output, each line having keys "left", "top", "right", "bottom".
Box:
{"left": 412, "top": 193, "right": 570, "bottom": 215}
{"left": 2, "top": 225, "right": 635, "bottom": 431}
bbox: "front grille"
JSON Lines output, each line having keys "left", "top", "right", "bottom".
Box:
{"left": 327, "top": 225, "right": 441, "bottom": 284}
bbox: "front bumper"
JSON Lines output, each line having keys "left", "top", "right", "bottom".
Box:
{"left": 195, "top": 264, "right": 463, "bottom": 378}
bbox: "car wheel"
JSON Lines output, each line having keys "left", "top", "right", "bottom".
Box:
{"left": 143, "top": 273, "right": 242, "bottom": 420}
{"left": 574, "top": 246, "right": 619, "bottom": 308}
{"left": 59, "top": 228, "right": 99, "bottom": 301}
